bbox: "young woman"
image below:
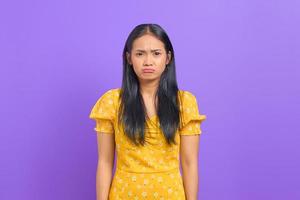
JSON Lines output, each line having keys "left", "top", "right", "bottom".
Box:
{"left": 89, "top": 23, "right": 206, "bottom": 200}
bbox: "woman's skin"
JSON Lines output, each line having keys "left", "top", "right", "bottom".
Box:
{"left": 96, "top": 33, "right": 200, "bottom": 200}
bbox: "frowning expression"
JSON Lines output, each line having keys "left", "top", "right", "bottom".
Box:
{"left": 127, "top": 34, "right": 171, "bottom": 82}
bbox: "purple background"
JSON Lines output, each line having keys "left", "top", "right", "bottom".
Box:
{"left": 1, "top": 0, "right": 299, "bottom": 199}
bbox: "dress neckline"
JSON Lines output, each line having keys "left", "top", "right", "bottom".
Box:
{"left": 147, "top": 114, "right": 157, "bottom": 121}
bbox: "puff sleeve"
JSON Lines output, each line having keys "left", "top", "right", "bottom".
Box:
{"left": 179, "top": 91, "right": 206, "bottom": 135}
{"left": 89, "top": 89, "right": 116, "bottom": 134}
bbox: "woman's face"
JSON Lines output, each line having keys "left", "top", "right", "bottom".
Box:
{"left": 127, "top": 34, "right": 171, "bottom": 83}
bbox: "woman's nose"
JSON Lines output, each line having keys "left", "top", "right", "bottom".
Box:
{"left": 144, "top": 55, "right": 153, "bottom": 66}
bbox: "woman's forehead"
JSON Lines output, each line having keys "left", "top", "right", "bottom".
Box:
{"left": 132, "top": 35, "right": 165, "bottom": 50}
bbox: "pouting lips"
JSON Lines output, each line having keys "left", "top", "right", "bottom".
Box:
{"left": 142, "top": 68, "right": 155, "bottom": 72}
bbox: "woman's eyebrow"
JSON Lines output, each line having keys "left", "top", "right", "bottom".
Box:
{"left": 135, "top": 49, "right": 162, "bottom": 52}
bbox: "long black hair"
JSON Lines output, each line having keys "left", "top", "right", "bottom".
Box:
{"left": 117, "top": 23, "right": 182, "bottom": 146}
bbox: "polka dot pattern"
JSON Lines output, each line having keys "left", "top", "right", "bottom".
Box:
{"left": 89, "top": 89, "right": 116, "bottom": 134}
{"left": 109, "top": 168, "right": 186, "bottom": 200}
{"left": 89, "top": 88, "right": 206, "bottom": 199}
{"left": 178, "top": 91, "right": 207, "bottom": 135}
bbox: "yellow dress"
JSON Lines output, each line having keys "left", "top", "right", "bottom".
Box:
{"left": 89, "top": 88, "right": 206, "bottom": 200}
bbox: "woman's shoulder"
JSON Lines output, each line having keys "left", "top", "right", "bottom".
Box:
{"left": 99, "top": 87, "right": 121, "bottom": 99}
{"left": 89, "top": 88, "right": 121, "bottom": 120}
{"left": 102, "top": 87, "right": 121, "bottom": 94}
{"left": 177, "top": 89, "right": 204, "bottom": 114}
{"left": 178, "top": 89, "right": 198, "bottom": 103}
{"left": 177, "top": 89, "right": 206, "bottom": 128}
{"left": 178, "top": 89, "right": 194, "bottom": 94}
{"left": 91, "top": 87, "right": 121, "bottom": 109}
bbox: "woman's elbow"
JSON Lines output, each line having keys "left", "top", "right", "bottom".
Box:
{"left": 181, "top": 156, "right": 198, "bottom": 167}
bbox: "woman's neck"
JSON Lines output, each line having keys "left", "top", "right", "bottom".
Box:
{"left": 139, "top": 80, "right": 159, "bottom": 98}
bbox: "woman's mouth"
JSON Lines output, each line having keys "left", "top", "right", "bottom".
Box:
{"left": 142, "top": 68, "right": 155, "bottom": 73}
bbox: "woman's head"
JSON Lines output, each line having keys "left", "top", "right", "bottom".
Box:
{"left": 119, "top": 23, "right": 181, "bottom": 146}
{"left": 125, "top": 26, "right": 172, "bottom": 84}
{"left": 122, "top": 24, "right": 176, "bottom": 86}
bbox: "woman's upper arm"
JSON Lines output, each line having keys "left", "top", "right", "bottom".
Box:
{"left": 97, "top": 132, "right": 115, "bottom": 164}
{"left": 180, "top": 135, "right": 200, "bottom": 165}
{"left": 89, "top": 89, "right": 117, "bottom": 163}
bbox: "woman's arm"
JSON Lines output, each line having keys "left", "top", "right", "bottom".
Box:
{"left": 180, "top": 135, "right": 200, "bottom": 200}
{"left": 96, "top": 133, "right": 115, "bottom": 200}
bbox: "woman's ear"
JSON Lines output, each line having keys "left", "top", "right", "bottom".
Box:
{"left": 166, "top": 51, "right": 172, "bottom": 65}
{"left": 126, "top": 52, "right": 131, "bottom": 65}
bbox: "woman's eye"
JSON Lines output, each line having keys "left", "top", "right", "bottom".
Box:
{"left": 136, "top": 53, "right": 143, "bottom": 56}
{"left": 154, "top": 52, "right": 161, "bottom": 56}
